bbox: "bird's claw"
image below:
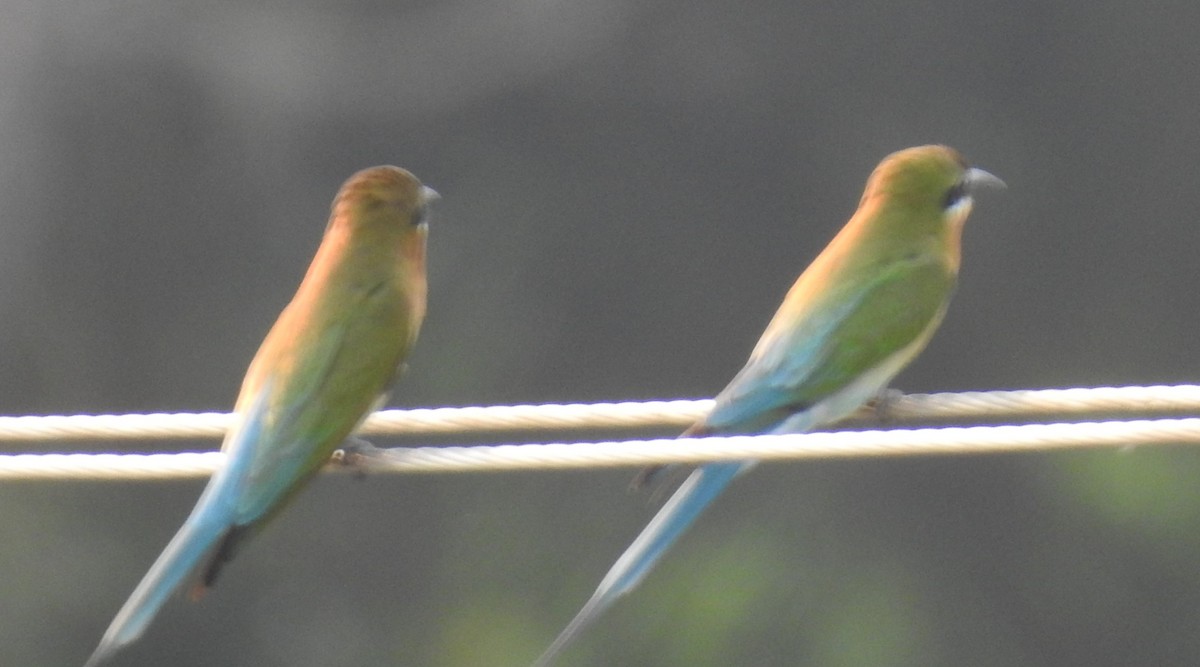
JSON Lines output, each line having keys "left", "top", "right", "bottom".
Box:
{"left": 331, "top": 438, "right": 384, "bottom": 478}
{"left": 861, "top": 387, "right": 905, "bottom": 424}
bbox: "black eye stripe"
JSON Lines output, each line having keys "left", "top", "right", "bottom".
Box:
{"left": 413, "top": 202, "right": 430, "bottom": 226}
{"left": 943, "top": 181, "right": 967, "bottom": 209}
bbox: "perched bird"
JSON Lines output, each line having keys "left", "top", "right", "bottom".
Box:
{"left": 84, "top": 166, "right": 437, "bottom": 667}
{"left": 533, "top": 145, "right": 1004, "bottom": 666}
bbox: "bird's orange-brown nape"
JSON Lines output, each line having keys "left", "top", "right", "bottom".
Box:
{"left": 331, "top": 165, "right": 429, "bottom": 225}
{"left": 340, "top": 165, "right": 420, "bottom": 198}
{"left": 862, "top": 145, "right": 968, "bottom": 207}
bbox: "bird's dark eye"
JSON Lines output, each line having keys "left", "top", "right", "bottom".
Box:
{"left": 413, "top": 202, "right": 431, "bottom": 226}
{"left": 943, "top": 181, "right": 968, "bottom": 209}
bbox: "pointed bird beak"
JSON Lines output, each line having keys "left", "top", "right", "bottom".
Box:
{"left": 416, "top": 186, "right": 440, "bottom": 227}
{"left": 965, "top": 167, "right": 1006, "bottom": 192}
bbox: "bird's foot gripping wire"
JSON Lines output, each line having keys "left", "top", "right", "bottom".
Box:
{"left": 857, "top": 387, "right": 906, "bottom": 425}
{"left": 331, "top": 437, "right": 385, "bottom": 478}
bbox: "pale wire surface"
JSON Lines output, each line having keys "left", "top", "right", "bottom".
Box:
{"left": 2, "top": 385, "right": 1200, "bottom": 481}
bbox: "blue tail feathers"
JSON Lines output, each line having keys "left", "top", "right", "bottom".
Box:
{"left": 532, "top": 461, "right": 750, "bottom": 667}
{"left": 82, "top": 497, "right": 234, "bottom": 667}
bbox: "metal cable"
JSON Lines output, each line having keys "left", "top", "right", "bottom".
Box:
{"left": 2, "top": 384, "right": 1199, "bottom": 481}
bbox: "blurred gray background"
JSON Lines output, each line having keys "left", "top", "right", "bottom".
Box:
{"left": 5, "top": 1, "right": 1200, "bottom": 666}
